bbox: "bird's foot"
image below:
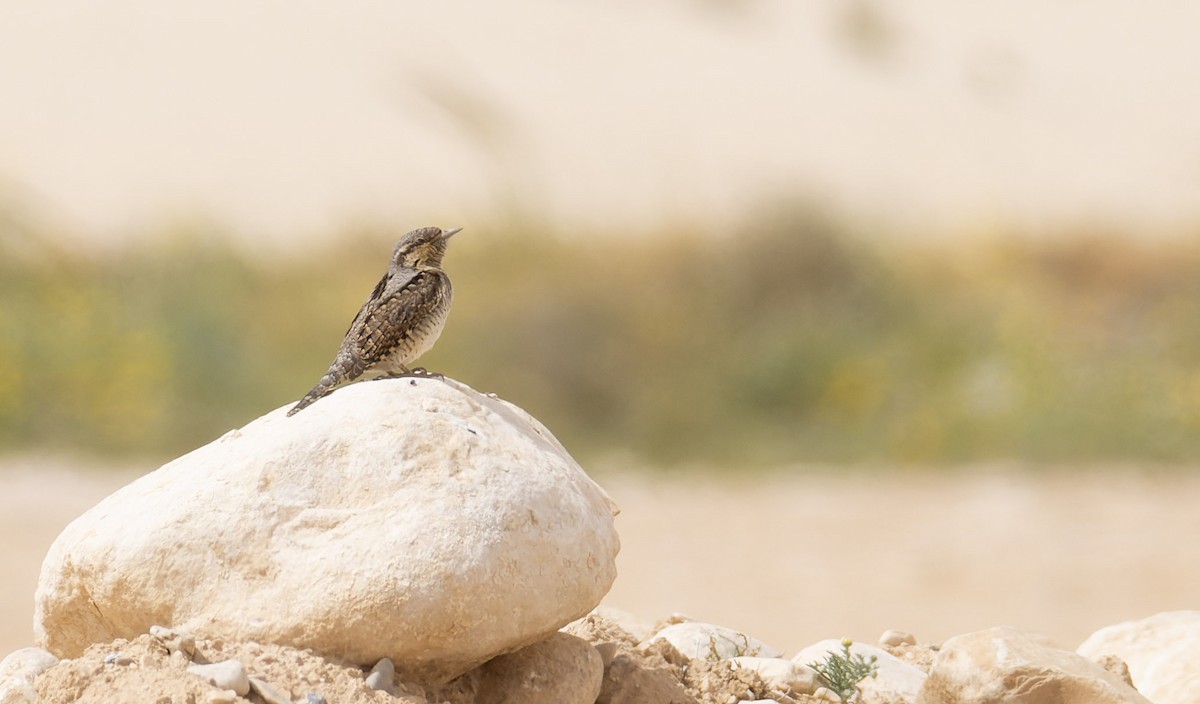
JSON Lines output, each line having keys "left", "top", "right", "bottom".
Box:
{"left": 372, "top": 367, "right": 443, "bottom": 381}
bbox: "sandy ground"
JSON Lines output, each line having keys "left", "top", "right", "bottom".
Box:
{"left": 2, "top": 456, "right": 1197, "bottom": 659}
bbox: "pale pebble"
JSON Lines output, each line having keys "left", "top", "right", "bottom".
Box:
{"left": 647, "top": 622, "right": 780, "bottom": 661}
{"left": 879, "top": 630, "right": 916, "bottom": 647}
{"left": 187, "top": 659, "right": 250, "bottom": 697}
{"left": 204, "top": 690, "right": 239, "bottom": 704}
{"left": 365, "top": 657, "right": 396, "bottom": 695}
{"left": 248, "top": 677, "right": 292, "bottom": 704}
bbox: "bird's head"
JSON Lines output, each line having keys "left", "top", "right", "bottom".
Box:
{"left": 392, "top": 226, "right": 462, "bottom": 270}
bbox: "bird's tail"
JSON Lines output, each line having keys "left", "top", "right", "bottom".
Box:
{"left": 286, "top": 371, "right": 343, "bottom": 416}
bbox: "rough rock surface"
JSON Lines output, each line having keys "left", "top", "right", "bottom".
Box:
{"left": 918, "top": 627, "right": 1152, "bottom": 704}
{"left": 34, "top": 377, "right": 620, "bottom": 682}
{"left": 474, "top": 632, "right": 603, "bottom": 704}
{"left": 1077, "top": 611, "right": 1200, "bottom": 704}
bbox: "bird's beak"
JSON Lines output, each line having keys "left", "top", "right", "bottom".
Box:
{"left": 441, "top": 227, "right": 463, "bottom": 239}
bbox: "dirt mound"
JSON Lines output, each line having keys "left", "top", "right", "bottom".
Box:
{"left": 35, "top": 634, "right": 423, "bottom": 704}
{"left": 30, "top": 616, "right": 876, "bottom": 704}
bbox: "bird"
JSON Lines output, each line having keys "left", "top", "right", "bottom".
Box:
{"left": 287, "top": 225, "right": 461, "bottom": 416}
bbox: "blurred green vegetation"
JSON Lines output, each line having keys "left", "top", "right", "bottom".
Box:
{"left": 3, "top": 207, "right": 1200, "bottom": 468}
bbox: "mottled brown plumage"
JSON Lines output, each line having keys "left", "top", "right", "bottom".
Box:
{"left": 287, "top": 226, "right": 460, "bottom": 416}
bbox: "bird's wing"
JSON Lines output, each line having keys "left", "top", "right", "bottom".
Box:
{"left": 327, "top": 267, "right": 415, "bottom": 379}
{"left": 342, "top": 269, "right": 397, "bottom": 337}
{"left": 348, "top": 269, "right": 447, "bottom": 367}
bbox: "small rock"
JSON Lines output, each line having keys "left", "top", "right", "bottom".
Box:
{"left": 813, "top": 687, "right": 841, "bottom": 703}
{"left": 595, "top": 653, "right": 694, "bottom": 704}
{"left": 880, "top": 630, "right": 917, "bottom": 647}
{"left": 364, "top": 657, "right": 396, "bottom": 695}
{"left": 188, "top": 659, "right": 251, "bottom": 697}
{"left": 919, "top": 626, "right": 1151, "bottom": 704}
{"left": 306, "top": 693, "right": 328, "bottom": 704}
{"left": 731, "top": 656, "right": 820, "bottom": 695}
{"left": 475, "top": 633, "right": 604, "bottom": 704}
{"left": 204, "top": 690, "right": 239, "bottom": 704}
{"left": 0, "top": 647, "right": 59, "bottom": 704}
{"left": 150, "top": 625, "right": 196, "bottom": 658}
{"left": 647, "top": 622, "right": 780, "bottom": 661}
{"left": 1077, "top": 611, "right": 1200, "bottom": 704}
{"left": 248, "top": 677, "right": 292, "bottom": 704}
{"left": 594, "top": 642, "right": 618, "bottom": 667}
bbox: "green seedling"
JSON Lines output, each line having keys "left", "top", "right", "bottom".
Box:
{"left": 807, "top": 638, "right": 879, "bottom": 704}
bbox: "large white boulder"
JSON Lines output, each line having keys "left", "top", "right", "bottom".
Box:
{"left": 918, "top": 627, "right": 1151, "bottom": 704}
{"left": 1078, "top": 611, "right": 1200, "bottom": 704}
{"left": 34, "top": 377, "right": 620, "bottom": 683}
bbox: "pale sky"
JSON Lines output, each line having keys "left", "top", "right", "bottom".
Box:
{"left": 2, "top": 1, "right": 1199, "bottom": 248}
